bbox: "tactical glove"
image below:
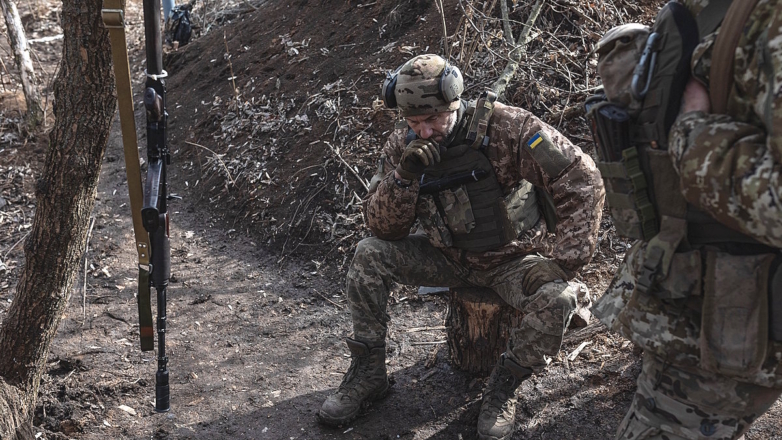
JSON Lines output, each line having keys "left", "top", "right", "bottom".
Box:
{"left": 395, "top": 139, "right": 440, "bottom": 181}
{"left": 520, "top": 255, "right": 573, "bottom": 295}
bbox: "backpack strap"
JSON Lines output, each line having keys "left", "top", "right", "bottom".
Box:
{"left": 710, "top": 0, "right": 761, "bottom": 114}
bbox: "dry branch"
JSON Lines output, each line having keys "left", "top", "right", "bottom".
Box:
{"left": 322, "top": 141, "right": 370, "bottom": 192}
{"left": 0, "top": 0, "right": 43, "bottom": 127}
{"left": 492, "top": 0, "right": 545, "bottom": 99}
{"left": 499, "top": 0, "right": 514, "bottom": 43}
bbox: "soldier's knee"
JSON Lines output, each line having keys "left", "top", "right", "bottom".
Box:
{"left": 536, "top": 281, "right": 578, "bottom": 310}
{"left": 352, "top": 237, "right": 387, "bottom": 266}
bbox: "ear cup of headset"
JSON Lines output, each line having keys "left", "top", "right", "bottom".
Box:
{"left": 439, "top": 63, "right": 464, "bottom": 102}
{"left": 381, "top": 69, "right": 399, "bottom": 108}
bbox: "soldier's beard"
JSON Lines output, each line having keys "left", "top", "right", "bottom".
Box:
{"left": 431, "top": 111, "right": 459, "bottom": 145}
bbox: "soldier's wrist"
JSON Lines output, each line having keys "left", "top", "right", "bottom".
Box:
{"left": 393, "top": 170, "right": 414, "bottom": 187}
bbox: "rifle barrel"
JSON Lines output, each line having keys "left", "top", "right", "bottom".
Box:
{"left": 142, "top": 0, "right": 163, "bottom": 75}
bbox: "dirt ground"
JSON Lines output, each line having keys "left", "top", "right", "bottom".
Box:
{"left": 1, "top": 0, "right": 781, "bottom": 439}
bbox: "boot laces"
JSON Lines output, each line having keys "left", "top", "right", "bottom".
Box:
{"left": 485, "top": 369, "right": 519, "bottom": 414}
{"left": 337, "top": 356, "right": 373, "bottom": 399}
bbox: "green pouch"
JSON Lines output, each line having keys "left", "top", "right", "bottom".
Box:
{"left": 700, "top": 251, "right": 774, "bottom": 377}
{"left": 438, "top": 186, "right": 475, "bottom": 235}
{"left": 417, "top": 195, "right": 453, "bottom": 248}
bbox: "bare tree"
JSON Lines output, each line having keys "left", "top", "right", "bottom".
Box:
{"left": 0, "top": 0, "right": 116, "bottom": 436}
{"left": 0, "top": 0, "right": 44, "bottom": 128}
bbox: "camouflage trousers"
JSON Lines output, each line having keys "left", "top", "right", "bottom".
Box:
{"left": 616, "top": 352, "right": 782, "bottom": 440}
{"left": 346, "top": 235, "right": 578, "bottom": 371}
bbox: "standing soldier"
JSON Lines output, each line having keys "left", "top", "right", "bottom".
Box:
{"left": 589, "top": 1, "right": 782, "bottom": 438}
{"left": 317, "top": 54, "right": 605, "bottom": 440}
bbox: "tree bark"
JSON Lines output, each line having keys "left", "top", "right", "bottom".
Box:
{"left": 445, "top": 287, "right": 525, "bottom": 376}
{"left": 0, "top": 0, "right": 116, "bottom": 436}
{"left": 0, "top": 0, "right": 43, "bottom": 128}
{"left": 445, "top": 284, "right": 591, "bottom": 376}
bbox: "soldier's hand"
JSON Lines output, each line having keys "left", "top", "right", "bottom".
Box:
{"left": 396, "top": 139, "right": 440, "bottom": 181}
{"left": 681, "top": 78, "right": 710, "bottom": 114}
{"left": 520, "top": 255, "right": 573, "bottom": 295}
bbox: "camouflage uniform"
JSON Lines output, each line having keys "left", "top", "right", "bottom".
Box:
{"left": 354, "top": 100, "right": 605, "bottom": 370}
{"left": 593, "top": 1, "right": 782, "bottom": 438}
{"left": 318, "top": 54, "right": 603, "bottom": 434}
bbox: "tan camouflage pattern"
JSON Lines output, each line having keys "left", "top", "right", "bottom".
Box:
{"left": 394, "top": 54, "right": 461, "bottom": 117}
{"left": 596, "top": 23, "right": 650, "bottom": 114}
{"left": 593, "top": 2, "right": 782, "bottom": 438}
{"left": 615, "top": 353, "right": 782, "bottom": 440}
{"left": 346, "top": 235, "right": 581, "bottom": 371}
{"left": 365, "top": 102, "right": 605, "bottom": 272}
{"left": 668, "top": 0, "right": 782, "bottom": 248}
{"left": 592, "top": 240, "right": 782, "bottom": 388}
{"left": 438, "top": 187, "right": 475, "bottom": 234}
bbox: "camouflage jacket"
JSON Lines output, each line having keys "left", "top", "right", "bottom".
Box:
{"left": 669, "top": 0, "right": 782, "bottom": 248}
{"left": 364, "top": 102, "right": 605, "bottom": 272}
{"left": 593, "top": 0, "right": 782, "bottom": 387}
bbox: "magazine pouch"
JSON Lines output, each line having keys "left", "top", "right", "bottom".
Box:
{"left": 700, "top": 251, "right": 774, "bottom": 377}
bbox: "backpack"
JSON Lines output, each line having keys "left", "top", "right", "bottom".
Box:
{"left": 584, "top": 0, "right": 737, "bottom": 241}
{"left": 169, "top": 4, "right": 193, "bottom": 46}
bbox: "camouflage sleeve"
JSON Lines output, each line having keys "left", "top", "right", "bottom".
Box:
{"left": 491, "top": 106, "right": 605, "bottom": 272}
{"left": 362, "top": 128, "right": 419, "bottom": 240}
{"left": 667, "top": 7, "right": 782, "bottom": 247}
{"left": 547, "top": 150, "right": 606, "bottom": 273}
{"left": 669, "top": 111, "right": 782, "bottom": 247}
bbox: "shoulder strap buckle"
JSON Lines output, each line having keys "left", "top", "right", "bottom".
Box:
{"left": 636, "top": 216, "right": 688, "bottom": 294}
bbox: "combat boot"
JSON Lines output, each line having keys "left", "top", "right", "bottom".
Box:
{"left": 317, "top": 338, "right": 389, "bottom": 426}
{"left": 477, "top": 353, "right": 533, "bottom": 440}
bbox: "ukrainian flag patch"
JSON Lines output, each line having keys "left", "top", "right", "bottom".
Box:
{"left": 528, "top": 132, "right": 544, "bottom": 149}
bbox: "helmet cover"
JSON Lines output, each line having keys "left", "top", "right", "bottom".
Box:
{"left": 394, "top": 54, "right": 462, "bottom": 116}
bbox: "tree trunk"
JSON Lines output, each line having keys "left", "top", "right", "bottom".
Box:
{"left": 445, "top": 287, "right": 525, "bottom": 376}
{"left": 0, "top": 0, "right": 43, "bottom": 128}
{"left": 445, "top": 285, "right": 592, "bottom": 376}
{"left": 0, "top": 0, "right": 116, "bottom": 436}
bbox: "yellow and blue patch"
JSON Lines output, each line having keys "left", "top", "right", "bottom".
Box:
{"left": 528, "top": 132, "right": 544, "bottom": 149}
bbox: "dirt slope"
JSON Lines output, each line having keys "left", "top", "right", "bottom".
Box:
{"left": 0, "top": 0, "right": 781, "bottom": 439}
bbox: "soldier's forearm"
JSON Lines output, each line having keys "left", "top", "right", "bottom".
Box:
{"left": 364, "top": 175, "right": 418, "bottom": 240}
{"left": 670, "top": 112, "right": 782, "bottom": 248}
{"left": 549, "top": 156, "right": 605, "bottom": 271}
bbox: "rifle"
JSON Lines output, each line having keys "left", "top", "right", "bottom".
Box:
{"left": 419, "top": 169, "right": 489, "bottom": 195}
{"left": 102, "top": 0, "right": 172, "bottom": 413}
{"left": 141, "top": 0, "right": 171, "bottom": 413}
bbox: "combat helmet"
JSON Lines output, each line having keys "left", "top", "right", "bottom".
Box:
{"left": 381, "top": 54, "right": 464, "bottom": 116}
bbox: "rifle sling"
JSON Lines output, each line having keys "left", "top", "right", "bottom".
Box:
{"left": 102, "top": 0, "right": 154, "bottom": 352}
{"left": 709, "top": 0, "right": 761, "bottom": 114}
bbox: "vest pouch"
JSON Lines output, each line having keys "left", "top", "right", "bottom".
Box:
{"left": 595, "top": 146, "right": 658, "bottom": 240}
{"left": 417, "top": 195, "right": 453, "bottom": 248}
{"left": 700, "top": 251, "right": 774, "bottom": 377}
{"left": 438, "top": 186, "right": 475, "bottom": 235}
{"left": 617, "top": 244, "right": 703, "bottom": 351}
{"left": 653, "top": 250, "right": 702, "bottom": 300}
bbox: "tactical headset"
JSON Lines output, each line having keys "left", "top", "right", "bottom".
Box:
{"left": 381, "top": 60, "right": 464, "bottom": 109}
